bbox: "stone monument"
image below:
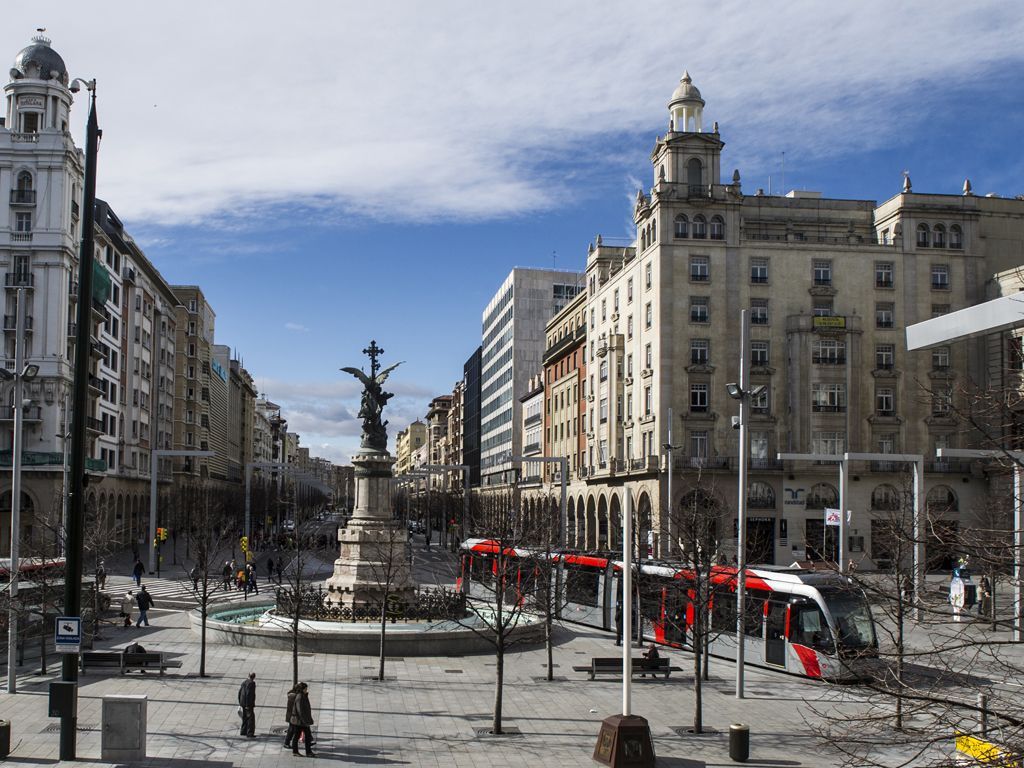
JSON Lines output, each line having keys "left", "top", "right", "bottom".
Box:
{"left": 324, "top": 341, "right": 415, "bottom": 605}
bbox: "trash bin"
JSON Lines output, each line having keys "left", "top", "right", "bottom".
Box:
{"left": 729, "top": 723, "right": 749, "bottom": 762}
{"left": 0, "top": 719, "right": 10, "bottom": 758}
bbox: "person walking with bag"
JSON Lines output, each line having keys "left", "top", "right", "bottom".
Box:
{"left": 238, "top": 672, "right": 257, "bottom": 737}
{"left": 283, "top": 684, "right": 298, "bottom": 749}
{"left": 288, "top": 682, "right": 316, "bottom": 757}
{"left": 120, "top": 590, "right": 134, "bottom": 628}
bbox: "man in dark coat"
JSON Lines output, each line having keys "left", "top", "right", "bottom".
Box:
{"left": 238, "top": 672, "right": 256, "bottom": 737}
{"left": 288, "top": 682, "right": 316, "bottom": 756}
{"left": 135, "top": 585, "right": 155, "bottom": 627}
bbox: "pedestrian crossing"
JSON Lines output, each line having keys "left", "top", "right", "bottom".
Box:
{"left": 101, "top": 573, "right": 272, "bottom": 609}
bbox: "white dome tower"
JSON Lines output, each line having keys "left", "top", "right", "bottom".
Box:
{"left": 668, "top": 70, "right": 704, "bottom": 133}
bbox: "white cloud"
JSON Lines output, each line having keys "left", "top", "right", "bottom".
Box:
{"left": 283, "top": 322, "right": 310, "bottom": 333}
{"left": 4, "top": 1, "right": 1019, "bottom": 227}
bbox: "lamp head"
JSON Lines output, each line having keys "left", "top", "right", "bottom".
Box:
{"left": 22, "top": 364, "right": 39, "bottom": 380}
{"left": 726, "top": 382, "right": 741, "bottom": 399}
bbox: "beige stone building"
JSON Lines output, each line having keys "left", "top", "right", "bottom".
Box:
{"left": 171, "top": 286, "right": 217, "bottom": 482}
{"left": 548, "top": 72, "right": 1024, "bottom": 570}
{"left": 395, "top": 420, "right": 426, "bottom": 476}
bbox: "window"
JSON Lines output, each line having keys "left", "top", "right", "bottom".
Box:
{"left": 645, "top": 302, "right": 653, "bottom": 328}
{"left": 931, "top": 264, "right": 950, "bottom": 290}
{"left": 627, "top": 315, "right": 633, "bottom": 339}
{"left": 875, "top": 303, "right": 894, "bottom": 329}
{"left": 751, "top": 299, "right": 769, "bottom": 325}
{"left": 644, "top": 343, "right": 652, "bottom": 369}
{"left": 692, "top": 214, "right": 707, "bottom": 239}
{"left": 751, "top": 259, "right": 768, "bottom": 284}
{"left": 601, "top": 299, "right": 606, "bottom": 321}
{"left": 932, "top": 346, "right": 950, "bottom": 370}
{"left": 674, "top": 214, "right": 689, "bottom": 238}
{"left": 613, "top": 289, "right": 619, "bottom": 313}
{"left": 811, "top": 382, "right": 846, "bottom": 412}
{"left": 690, "top": 297, "right": 709, "bottom": 323}
{"left": 690, "top": 256, "right": 709, "bottom": 282}
{"left": 627, "top": 354, "right": 633, "bottom": 377}
{"left": 690, "top": 383, "right": 708, "bottom": 412}
{"left": 811, "top": 431, "right": 845, "bottom": 456}
{"left": 750, "top": 432, "right": 769, "bottom": 460}
{"left": 751, "top": 386, "right": 769, "bottom": 415}
{"left": 931, "top": 304, "right": 950, "bottom": 318}
{"left": 950, "top": 225, "right": 963, "bottom": 249}
{"left": 813, "top": 260, "right": 832, "bottom": 286}
{"left": 932, "top": 388, "right": 952, "bottom": 416}
{"left": 917, "top": 223, "right": 930, "bottom": 247}
{"left": 933, "top": 224, "right": 946, "bottom": 248}
{"left": 690, "top": 430, "right": 708, "bottom": 459}
{"left": 643, "top": 386, "right": 652, "bottom": 416}
{"left": 599, "top": 359, "right": 608, "bottom": 382}
{"left": 812, "top": 299, "right": 834, "bottom": 317}
{"left": 880, "top": 229, "right": 890, "bottom": 245}
{"left": 14, "top": 212, "right": 32, "bottom": 232}
{"left": 875, "top": 344, "right": 894, "bottom": 369}
{"left": 875, "top": 262, "right": 894, "bottom": 288}
{"left": 812, "top": 339, "right": 845, "bottom": 364}
{"left": 875, "top": 387, "right": 895, "bottom": 416}
{"left": 710, "top": 215, "right": 724, "bottom": 240}
{"left": 645, "top": 264, "right": 652, "bottom": 290}
{"left": 690, "top": 339, "right": 709, "bottom": 365}
{"left": 599, "top": 397, "right": 608, "bottom": 423}
{"left": 627, "top": 278, "right": 633, "bottom": 303}
{"left": 751, "top": 341, "right": 769, "bottom": 366}
{"left": 590, "top": 308, "right": 595, "bottom": 329}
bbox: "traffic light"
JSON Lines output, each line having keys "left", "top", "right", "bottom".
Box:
{"left": 158, "top": 527, "right": 168, "bottom": 542}
{"left": 240, "top": 536, "right": 249, "bottom": 553}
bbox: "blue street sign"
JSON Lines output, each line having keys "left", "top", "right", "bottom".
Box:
{"left": 55, "top": 616, "right": 81, "bottom": 653}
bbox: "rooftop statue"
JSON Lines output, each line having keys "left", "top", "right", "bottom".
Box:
{"left": 341, "top": 340, "right": 402, "bottom": 453}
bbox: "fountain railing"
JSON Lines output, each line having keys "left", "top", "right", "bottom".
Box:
{"left": 274, "top": 585, "right": 467, "bottom": 623}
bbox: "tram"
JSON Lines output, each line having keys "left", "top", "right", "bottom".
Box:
{"left": 0, "top": 556, "right": 66, "bottom": 582}
{"left": 458, "top": 539, "right": 877, "bottom": 681}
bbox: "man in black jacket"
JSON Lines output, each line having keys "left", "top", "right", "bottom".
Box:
{"left": 238, "top": 672, "right": 257, "bottom": 737}
{"left": 135, "top": 585, "right": 155, "bottom": 627}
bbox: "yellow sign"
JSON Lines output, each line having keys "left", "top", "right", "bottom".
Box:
{"left": 246, "top": 551, "right": 254, "bottom": 563}
{"left": 955, "top": 733, "right": 1020, "bottom": 766}
{"left": 813, "top": 316, "right": 846, "bottom": 329}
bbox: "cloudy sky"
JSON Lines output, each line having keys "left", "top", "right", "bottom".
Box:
{"left": 4, "top": 2, "right": 1022, "bottom": 463}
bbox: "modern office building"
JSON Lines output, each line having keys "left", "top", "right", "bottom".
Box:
{"left": 462, "top": 346, "right": 482, "bottom": 487}
{"left": 480, "top": 269, "right": 583, "bottom": 488}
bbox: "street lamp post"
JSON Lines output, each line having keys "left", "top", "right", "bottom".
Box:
{"left": 937, "top": 447, "right": 1024, "bottom": 642}
{"left": 3, "top": 286, "right": 39, "bottom": 694}
{"left": 150, "top": 450, "right": 214, "bottom": 574}
{"left": 662, "top": 407, "right": 679, "bottom": 558}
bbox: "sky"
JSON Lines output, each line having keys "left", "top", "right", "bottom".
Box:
{"left": 4, "top": 2, "right": 1023, "bottom": 464}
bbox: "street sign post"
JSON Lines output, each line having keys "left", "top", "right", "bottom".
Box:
{"left": 55, "top": 616, "right": 81, "bottom": 655}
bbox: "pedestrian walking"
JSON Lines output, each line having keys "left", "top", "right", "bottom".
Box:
{"left": 267, "top": 556, "right": 275, "bottom": 581}
{"left": 135, "top": 585, "right": 155, "bottom": 627}
{"left": 95, "top": 560, "right": 107, "bottom": 590}
{"left": 132, "top": 558, "right": 145, "bottom": 587}
{"left": 276, "top": 559, "right": 284, "bottom": 584}
{"left": 236, "top": 567, "right": 246, "bottom": 592}
{"left": 222, "top": 561, "right": 232, "bottom": 589}
{"left": 120, "top": 590, "right": 134, "bottom": 627}
{"left": 287, "top": 682, "right": 316, "bottom": 756}
{"left": 238, "top": 672, "right": 257, "bottom": 737}
{"left": 190, "top": 565, "right": 200, "bottom": 591}
{"left": 246, "top": 563, "right": 259, "bottom": 595}
{"left": 283, "top": 684, "right": 298, "bottom": 749}
{"left": 979, "top": 574, "right": 992, "bottom": 618}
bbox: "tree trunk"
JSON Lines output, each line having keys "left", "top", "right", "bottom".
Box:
{"left": 378, "top": 590, "right": 389, "bottom": 682}
{"left": 990, "top": 568, "right": 998, "bottom": 632}
{"left": 894, "top": 572, "right": 905, "bottom": 730}
{"left": 292, "top": 599, "right": 300, "bottom": 687}
{"left": 493, "top": 634, "right": 504, "bottom": 735}
{"left": 693, "top": 604, "right": 703, "bottom": 734}
{"left": 545, "top": 607, "right": 554, "bottom": 681}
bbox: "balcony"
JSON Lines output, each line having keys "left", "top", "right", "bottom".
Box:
{"left": 747, "top": 494, "right": 776, "bottom": 509}
{"left": 71, "top": 200, "right": 80, "bottom": 219}
{"left": 523, "top": 441, "right": 541, "bottom": 456}
{"left": 629, "top": 455, "right": 659, "bottom": 473}
{"left": 0, "top": 405, "right": 42, "bottom": 421}
{"left": 86, "top": 417, "right": 104, "bottom": 434}
{"left": 928, "top": 460, "right": 972, "bottom": 474}
{"left": 524, "top": 413, "right": 542, "bottom": 428}
{"left": 684, "top": 456, "right": 729, "bottom": 470}
{"left": 4, "top": 273, "right": 33, "bottom": 288}
{"left": 88, "top": 374, "right": 104, "bottom": 393}
{"left": 812, "top": 404, "right": 846, "bottom": 413}
{"left": 750, "top": 457, "right": 783, "bottom": 471}
{"left": 68, "top": 280, "right": 79, "bottom": 301}
{"left": 812, "top": 355, "right": 846, "bottom": 365}
{"left": 870, "top": 460, "right": 898, "bottom": 472}
{"left": 10, "top": 232, "right": 32, "bottom": 243}
{"left": 10, "top": 189, "right": 35, "bottom": 205}
{"left": 3, "top": 315, "right": 33, "bottom": 331}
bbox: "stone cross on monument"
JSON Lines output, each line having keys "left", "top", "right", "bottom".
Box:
{"left": 325, "top": 341, "right": 414, "bottom": 605}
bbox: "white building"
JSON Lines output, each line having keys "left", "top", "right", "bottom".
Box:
{"left": 480, "top": 268, "right": 583, "bottom": 488}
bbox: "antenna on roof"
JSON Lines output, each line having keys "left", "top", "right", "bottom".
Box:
{"left": 552, "top": 250, "right": 557, "bottom": 270}
{"left": 781, "top": 151, "right": 785, "bottom": 195}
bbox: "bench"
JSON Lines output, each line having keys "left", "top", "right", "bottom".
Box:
{"left": 80, "top": 650, "right": 183, "bottom": 675}
{"left": 572, "top": 657, "right": 679, "bottom": 680}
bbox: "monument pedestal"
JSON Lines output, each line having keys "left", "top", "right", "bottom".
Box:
{"left": 593, "top": 714, "right": 656, "bottom": 767}
{"left": 324, "top": 449, "right": 415, "bottom": 605}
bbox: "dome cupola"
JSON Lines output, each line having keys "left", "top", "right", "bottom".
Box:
{"left": 10, "top": 33, "right": 68, "bottom": 85}
{"left": 668, "top": 70, "right": 705, "bottom": 133}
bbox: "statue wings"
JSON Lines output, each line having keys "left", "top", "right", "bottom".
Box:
{"left": 375, "top": 361, "right": 403, "bottom": 385}
{"left": 341, "top": 361, "right": 403, "bottom": 387}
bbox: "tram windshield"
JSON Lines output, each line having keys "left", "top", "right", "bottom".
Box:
{"left": 819, "top": 587, "right": 876, "bottom": 650}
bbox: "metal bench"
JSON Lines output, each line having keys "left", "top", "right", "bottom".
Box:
{"left": 80, "top": 650, "right": 182, "bottom": 675}
{"left": 572, "top": 656, "right": 677, "bottom": 680}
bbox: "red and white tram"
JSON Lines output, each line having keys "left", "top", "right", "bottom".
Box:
{"left": 458, "top": 539, "right": 877, "bottom": 681}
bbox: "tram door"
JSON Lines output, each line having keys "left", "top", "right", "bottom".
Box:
{"left": 765, "top": 599, "right": 787, "bottom": 667}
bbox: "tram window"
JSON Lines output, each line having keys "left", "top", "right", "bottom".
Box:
{"left": 790, "top": 602, "right": 834, "bottom": 653}
{"left": 745, "top": 589, "right": 768, "bottom": 637}
{"left": 472, "top": 555, "right": 494, "bottom": 585}
{"left": 639, "top": 574, "right": 664, "bottom": 622}
{"left": 711, "top": 588, "right": 737, "bottom": 632}
{"left": 565, "top": 566, "right": 600, "bottom": 607}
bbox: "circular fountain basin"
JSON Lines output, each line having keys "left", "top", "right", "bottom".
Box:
{"left": 191, "top": 602, "right": 546, "bottom": 655}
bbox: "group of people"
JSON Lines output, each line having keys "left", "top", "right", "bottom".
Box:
{"left": 219, "top": 560, "right": 263, "bottom": 594}
{"left": 119, "top": 585, "right": 156, "bottom": 627}
{"left": 949, "top": 555, "right": 993, "bottom": 622}
{"left": 237, "top": 674, "right": 316, "bottom": 756}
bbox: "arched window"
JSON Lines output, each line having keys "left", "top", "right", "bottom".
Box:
{"left": 674, "top": 214, "right": 689, "bottom": 239}
{"left": 16, "top": 171, "right": 32, "bottom": 191}
{"left": 14, "top": 171, "right": 33, "bottom": 205}
{"left": 950, "top": 225, "right": 963, "bottom": 249}
{"left": 871, "top": 484, "right": 900, "bottom": 511}
{"left": 933, "top": 223, "right": 946, "bottom": 248}
{"left": 927, "top": 485, "right": 959, "bottom": 513}
{"left": 651, "top": 218, "right": 656, "bottom": 243}
{"left": 805, "top": 483, "right": 838, "bottom": 510}
{"left": 747, "top": 481, "right": 775, "bottom": 509}
{"left": 640, "top": 229, "right": 647, "bottom": 251}
{"left": 687, "top": 157, "right": 703, "bottom": 190}
{"left": 692, "top": 214, "right": 707, "bottom": 239}
{"left": 710, "top": 215, "right": 725, "bottom": 240}
{"left": 916, "top": 223, "right": 930, "bottom": 248}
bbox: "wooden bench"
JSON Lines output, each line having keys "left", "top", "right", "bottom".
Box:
{"left": 572, "top": 657, "right": 679, "bottom": 680}
{"left": 80, "top": 650, "right": 182, "bottom": 675}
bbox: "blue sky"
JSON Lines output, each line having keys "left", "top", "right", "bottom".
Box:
{"left": 5, "top": 2, "right": 1023, "bottom": 463}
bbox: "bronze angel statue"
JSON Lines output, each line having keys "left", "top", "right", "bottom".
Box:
{"left": 342, "top": 341, "right": 403, "bottom": 452}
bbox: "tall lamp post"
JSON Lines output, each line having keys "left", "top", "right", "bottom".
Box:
{"left": 3, "top": 285, "right": 39, "bottom": 694}
{"left": 725, "top": 309, "right": 765, "bottom": 700}
{"left": 662, "top": 407, "right": 679, "bottom": 558}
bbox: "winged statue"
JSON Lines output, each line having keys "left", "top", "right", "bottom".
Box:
{"left": 341, "top": 340, "right": 403, "bottom": 452}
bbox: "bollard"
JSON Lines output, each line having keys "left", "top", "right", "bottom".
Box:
{"left": 729, "top": 723, "right": 749, "bottom": 762}
{"left": 978, "top": 693, "right": 988, "bottom": 736}
{"left": 0, "top": 719, "right": 10, "bottom": 758}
